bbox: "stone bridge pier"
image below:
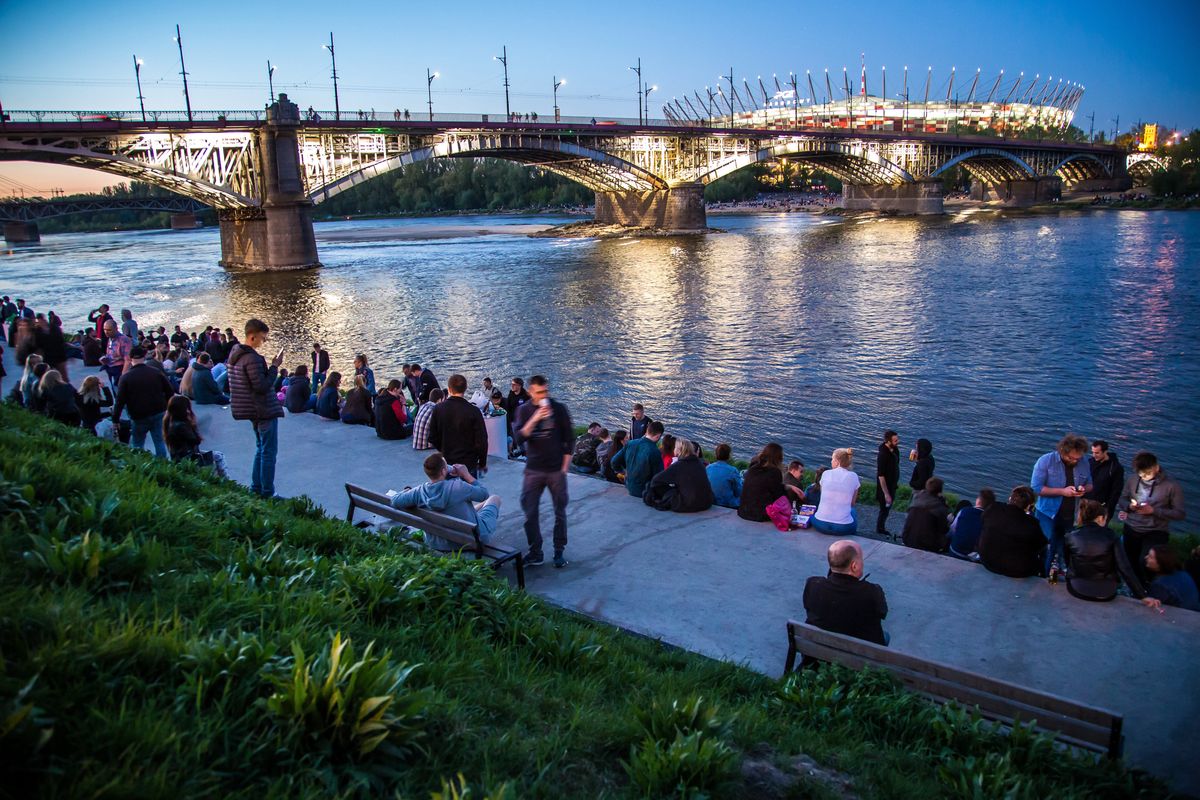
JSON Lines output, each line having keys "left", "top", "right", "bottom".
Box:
{"left": 970, "top": 177, "right": 1063, "bottom": 207}
{"left": 594, "top": 183, "right": 707, "bottom": 231}
{"left": 218, "top": 95, "right": 320, "bottom": 270}
{"left": 3, "top": 221, "right": 40, "bottom": 244}
{"left": 841, "top": 181, "right": 944, "bottom": 215}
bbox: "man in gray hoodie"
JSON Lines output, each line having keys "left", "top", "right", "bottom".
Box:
{"left": 390, "top": 452, "right": 501, "bottom": 549}
{"left": 1117, "top": 451, "right": 1187, "bottom": 584}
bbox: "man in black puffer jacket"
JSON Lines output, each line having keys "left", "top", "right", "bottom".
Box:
{"left": 227, "top": 319, "right": 284, "bottom": 497}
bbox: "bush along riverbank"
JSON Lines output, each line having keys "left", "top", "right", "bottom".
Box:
{"left": 0, "top": 405, "right": 1170, "bottom": 799}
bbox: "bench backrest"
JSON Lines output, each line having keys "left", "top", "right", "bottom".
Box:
{"left": 785, "top": 620, "right": 1122, "bottom": 757}
{"left": 345, "top": 483, "right": 481, "bottom": 553}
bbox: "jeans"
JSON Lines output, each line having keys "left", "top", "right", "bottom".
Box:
{"left": 521, "top": 468, "right": 569, "bottom": 557}
{"left": 1036, "top": 510, "right": 1071, "bottom": 575}
{"left": 104, "top": 364, "right": 124, "bottom": 391}
{"left": 130, "top": 412, "right": 166, "bottom": 458}
{"left": 811, "top": 508, "right": 857, "bottom": 536}
{"left": 876, "top": 489, "right": 894, "bottom": 533}
{"left": 312, "top": 372, "right": 326, "bottom": 390}
{"left": 251, "top": 417, "right": 279, "bottom": 497}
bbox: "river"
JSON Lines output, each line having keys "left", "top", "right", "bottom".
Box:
{"left": 3, "top": 209, "right": 1198, "bottom": 521}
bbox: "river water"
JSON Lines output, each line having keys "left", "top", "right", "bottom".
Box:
{"left": 3, "top": 209, "right": 1198, "bottom": 520}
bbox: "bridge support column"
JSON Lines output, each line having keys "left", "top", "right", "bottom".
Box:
{"left": 1069, "top": 177, "right": 1133, "bottom": 193}
{"left": 841, "top": 181, "right": 943, "bottom": 215}
{"left": 3, "top": 221, "right": 40, "bottom": 243}
{"left": 170, "top": 213, "right": 197, "bottom": 230}
{"left": 594, "top": 183, "right": 707, "bottom": 231}
{"left": 219, "top": 93, "right": 320, "bottom": 270}
{"left": 971, "top": 177, "right": 1062, "bottom": 207}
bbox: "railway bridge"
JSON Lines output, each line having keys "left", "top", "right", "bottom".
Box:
{"left": 0, "top": 95, "right": 1135, "bottom": 269}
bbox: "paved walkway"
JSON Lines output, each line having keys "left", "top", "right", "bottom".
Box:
{"left": 5, "top": 350, "right": 1198, "bottom": 791}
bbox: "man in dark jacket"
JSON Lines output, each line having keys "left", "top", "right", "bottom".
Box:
{"left": 901, "top": 477, "right": 951, "bottom": 553}
{"left": 875, "top": 430, "right": 900, "bottom": 536}
{"left": 570, "top": 422, "right": 603, "bottom": 474}
{"left": 629, "top": 403, "right": 653, "bottom": 440}
{"left": 374, "top": 380, "right": 411, "bottom": 440}
{"left": 415, "top": 363, "right": 440, "bottom": 403}
{"left": 429, "top": 374, "right": 487, "bottom": 474}
{"left": 978, "top": 486, "right": 1045, "bottom": 578}
{"left": 512, "top": 374, "right": 574, "bottom": 568}
{"left": 311, "top": 343, "right": 330, "bottom": 388}
{"left": 645, "top": 441, "right": 714, "bottom": 512}
{"left": 1064, "top": 499, "right": 1143, "bottom": 602}
{"left": 611, "top": 421, "right": 664, "bottom": 498}
{"left": 284, "top": 365, "right": 315, "bottom": 413}
{"left": 909, "top": 438, "right": 935, "bottom": 491}
{"left": 803, "top": 540, "right": 888, "bottom": 646}
{"left": 112, "top": 346, "right": 175, "bottom": 459}
{"left": 228, "top": 319, "right": 284, "bottom": 498}
{"left": 205, "top": 332, "right": 227, "bottom": 365}
{"left": 1116, "top": 451, "right": 1187, "bottom": 585}
{"left": 1085, "top": 441, "right": 1125, "bottom": 520}
{"left": 503, "top": 377, "right": 531, "bottom": 455}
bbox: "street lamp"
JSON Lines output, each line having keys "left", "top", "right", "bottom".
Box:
{"left": 644, "top": 84, "right": 657, "bottom": 124}
{"left": 173, "top": 25, "right": 192, "bottom": 123}
{"left": 267, "top": 60, "right": 277, "bottom": 104}
{"left": 322, "top": 33, "right": 340, "bottom": 121}
{"left": 628, "top": 58, "right": 642, "bottom": 125}
{"left": 133, "top": 55, "right": 146, "bottom": 123}
{"left": 553, "top": 76, "right": 565, "bottom": 122}
{"left": 494, "top": 46, "right": 510, "bottom": 120}
{"left": 426, "top": 69, "right": 438, "bottom": 122}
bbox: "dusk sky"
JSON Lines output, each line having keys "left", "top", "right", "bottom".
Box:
{"left": 2, "top": 0, "right": 1197, "bottom": 194}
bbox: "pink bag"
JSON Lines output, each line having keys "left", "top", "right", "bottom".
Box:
{"left": 765, "top": 496, "right": 793, "bottom": 532}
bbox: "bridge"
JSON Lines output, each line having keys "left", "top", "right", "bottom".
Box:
{"left": 0, "top": 95, "right": 1136, "bottom": 269}
{"left": 0, "top": 196, "right": 209, "bottom": 242}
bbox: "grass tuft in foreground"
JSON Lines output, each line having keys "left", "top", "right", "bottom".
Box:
{"left": 0, "top": 404, "right": 1171, "bottom": 798}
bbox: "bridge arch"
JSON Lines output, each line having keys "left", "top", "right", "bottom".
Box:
{"left": 928, "top": 148, "right": 1038, "bottom": 184}
{"left": 308, "top": 135, "right": 667, "bottom": 203}
{"left": 695, "top": 140, "right": 915, "bottom": 186}
{"left": 1127, "top": 153, "right": 1167, "bottom": 182}
{"left": 1051, "top": 153, "right": 1112, "bottom": 184}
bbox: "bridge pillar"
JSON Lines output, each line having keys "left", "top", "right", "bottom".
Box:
{"left": 841, "top": 181, "right": 943, "bottom": 215}
{"left": 1069, "top": 178, "right": 1133, "bottom": 193}
{"left": 3, "top": 221, "right": 40, "bottom": 244}
{"left": 594, "top": 183, "right": 707, "bottom": 231}
{"left": 219, "top": 94, "right": 320, "bottom": 270}
{"left": 170, "top": 213, "right": 197, "bottom": 230}
{"left": 970, "top": 177, "right": 1062, "bottom": 207}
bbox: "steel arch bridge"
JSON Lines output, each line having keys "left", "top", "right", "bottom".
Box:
{"left": 0, "top": 195, "right": 208, "bottom": 223}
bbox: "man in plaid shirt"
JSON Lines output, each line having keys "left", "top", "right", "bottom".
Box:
{"left": 411, "top": 388, "right": 443, "bottom": 450}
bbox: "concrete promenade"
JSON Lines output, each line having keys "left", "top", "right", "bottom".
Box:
{"left": 4, "top": 349, "right": 1198, "bottom": 791}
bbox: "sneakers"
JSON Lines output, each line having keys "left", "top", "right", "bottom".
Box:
{"left": 553, "top": 553, "right": 569, "bottom": 569}
{"left": 525, "top": 552, "right": 545, "bottom": 567}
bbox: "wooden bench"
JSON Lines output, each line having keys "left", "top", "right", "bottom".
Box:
{"left": 784, "top": 620, "right": 1123, "bottom": 758}
{"left": 345, "top": 483, "right": 524, "bottom": 589}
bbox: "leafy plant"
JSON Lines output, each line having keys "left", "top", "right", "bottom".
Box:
{"left": 22, "top": 531, "right": 156, "bottom": 590}
{"left": 633, "top": 696, "right": 733, "bottom": 745}
{"left": 0, "top": 674, "right": 54, "bottom": 764}
{"left": 521, "top": 621, "right": 605, "bottom": 670}
{"left": 432, "top": 773, "right": 516, "bottom": 800}
{"left": 623, "top": 731, "right": 739, "bottom": 798}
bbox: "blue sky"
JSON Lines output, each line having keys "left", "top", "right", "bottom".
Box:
{"left": 2, "top": 0, "right": 1197, "bottom": 192}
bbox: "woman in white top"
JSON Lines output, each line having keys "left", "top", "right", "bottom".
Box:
{"left": 812, "top": 448, "right": 861, "bottom": 535}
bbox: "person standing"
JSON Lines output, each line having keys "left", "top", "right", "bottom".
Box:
{"left": 120, "top": 309, "right": 139, "bottom": 341}
{"left": 875, "top": 430, "right": 900, "bottom": 536}
{"left": 34, "top": 314, "right": 69, "bottom": 382}
{"left": 88, "top": 303, "right": 114, "bottom": 350}
{"left": 112, "top": 346, "right": 175, "bottom": 458}
{"left": 629, "top": 403, "right": 653, "bottom": 440}
{"left": 1085, "top": 440, "right": 1125, "bottom": 521}
{"left": 429, "top": 374, "right": 488, "bottom": 477}
{"left": 908, "top": 438, "right": 935, "bottom": 492}
{"left": 1031, "top": 434, "right": 1092, "bottom": 577}
{"left": 403, "top": 364, "right": 423, "bottom": 407}
{"left": 803, "top": 540, "right": 889, "bottom": 646}
{"left": 414, "top": 363, "right": 440, "bottom": 403}
{"left": 311, "top": 342, "right": 330, "bottom": 388}
{"left": 228, "top": 319, "right": 285, "bottom": 498}
{"left": 100, "top": 318, "right": 133, "bottom": 390}
{"left": 512, "top": 375, "right": 574, "bottom": 568}
{"left": 1116, "top": 451, "right": 1187, "bottom": 586}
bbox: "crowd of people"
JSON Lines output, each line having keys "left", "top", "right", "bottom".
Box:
{"left": 4, "top": 295, "right": 1197, "bottom": 631}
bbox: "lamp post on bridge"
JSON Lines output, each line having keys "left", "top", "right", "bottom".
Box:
{"left": 628, "top": 58, "right": 642, "bottom": 125}
{"left": 267, "top": 60, "right": 277, "bottom": 104}
{"left": 322, "top": 33, "right": 340, "bottom": 121}
{"left": 553, "top": 76, "right": 565, "bottom": 123}
{"left": 426, "top": 69, "right": 438, "bottom": 122}
{"left": 494, "top": 46, "right": 510, "bottom": 120}
{"left": 644, "top": 84, "right": 656, "bottom": 124}
{"left": 173, "top": 25, "right": 192, "bottom": 123}
{"left": 132, "top": 55, "right": 146, "bottom": 123}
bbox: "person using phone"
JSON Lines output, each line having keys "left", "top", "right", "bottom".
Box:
{"left": 227, "top": 318, "right": 285, "bottom": 498}
{"left": 1030, "top": 434, "right": 1093, "bottom": 577}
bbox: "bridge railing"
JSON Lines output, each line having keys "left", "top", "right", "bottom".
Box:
{"left": 0, "top": 109, "right": 683, "bottom": 128}
{"left": 1, "top": 110, "right": 267, "bottom": 124}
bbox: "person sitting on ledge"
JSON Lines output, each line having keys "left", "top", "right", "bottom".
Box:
{"left": 948, "top": 488, "right": 995, "bottom": 560}
{"left": 784, "top": 460, "right": 807, "bottom": 505}
{"left": 600, "top": 429, "right": 627, "bottom": 483}
{"left": 187, "top": 352, "right": 230, "bottom": 406}
{"left": 315, "top": 371, "right": 343, "bottom": 420}
{"left": 390, "top": 453, "right": 501, "bottom": 551}
{"left": 340, "top": 374, "right": 374, "bottom": 426}
{"left": 411, "top": 388, "right": 444, "bottom": 450}
{"left": 285, "top": 364, "right": 316, "bottom": 413}
{"left": 901, "top": 477, "right": 952, "bottom": 553}
{"left": 659, "top": 433, "right": 677, "bottom": 470}
{"left": 739, "top": 443, "right": 786, "bottom": 522}
{"left": 805, "top": 467, "right": 827, "bottom": 510}
{"left": 570, "top": 422, "right": 603, "bottom": 474}
{"left": 645, "top": 439, "right": 714, "bottom": 513}
{"left": 1136, "top": 544, "right": 1200, "bottom": 612}
{"left": 374, "top": 379, "right": 412, "bottom": 440}
{"left": 803, "top": 539, "right": 889, "bottom": 647}
{"left": 610, "top": 420, "right": 664, "bottom": 498}
{"left": 810, "top": 448, "right": 860, "bottom": 535}
{"left": 1063, "top": 499, "right": 1143, "bottom": 602}
{"left": 707, "top": 442, "right": 742, "bottom": 509}
{"left": 977, "top": 486, "right": 1045, "bottom": 579}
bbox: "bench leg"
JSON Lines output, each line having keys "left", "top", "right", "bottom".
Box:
{"left": 514, "top": 553, "right": 525, "bottom": 590}
{"left": 784, "top": 642, "right": 797, "bottom": 675}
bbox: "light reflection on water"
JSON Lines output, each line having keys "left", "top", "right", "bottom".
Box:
{"left": 3, "top": 210, "right": 1198, "bottom": 520}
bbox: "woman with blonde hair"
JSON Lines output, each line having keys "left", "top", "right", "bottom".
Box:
{"left": 812, "top": 448, "right": 862, "bottom": 535}
{"left": 38, "top": 369, "right": 81, "bottom": 427}
{"left": 645, "top": 437, "right": 714, "bottom": 513}
{"left": 78, "top": 374, "right": 114, "bottom": 434}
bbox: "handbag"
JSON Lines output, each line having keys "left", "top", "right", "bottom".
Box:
{"left": 765, "top": 496, "right": 793, "bottom": 532}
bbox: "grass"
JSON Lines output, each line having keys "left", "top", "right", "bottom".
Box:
{"left": 0, "top": 403, "right": 1172, "bottom": 799}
